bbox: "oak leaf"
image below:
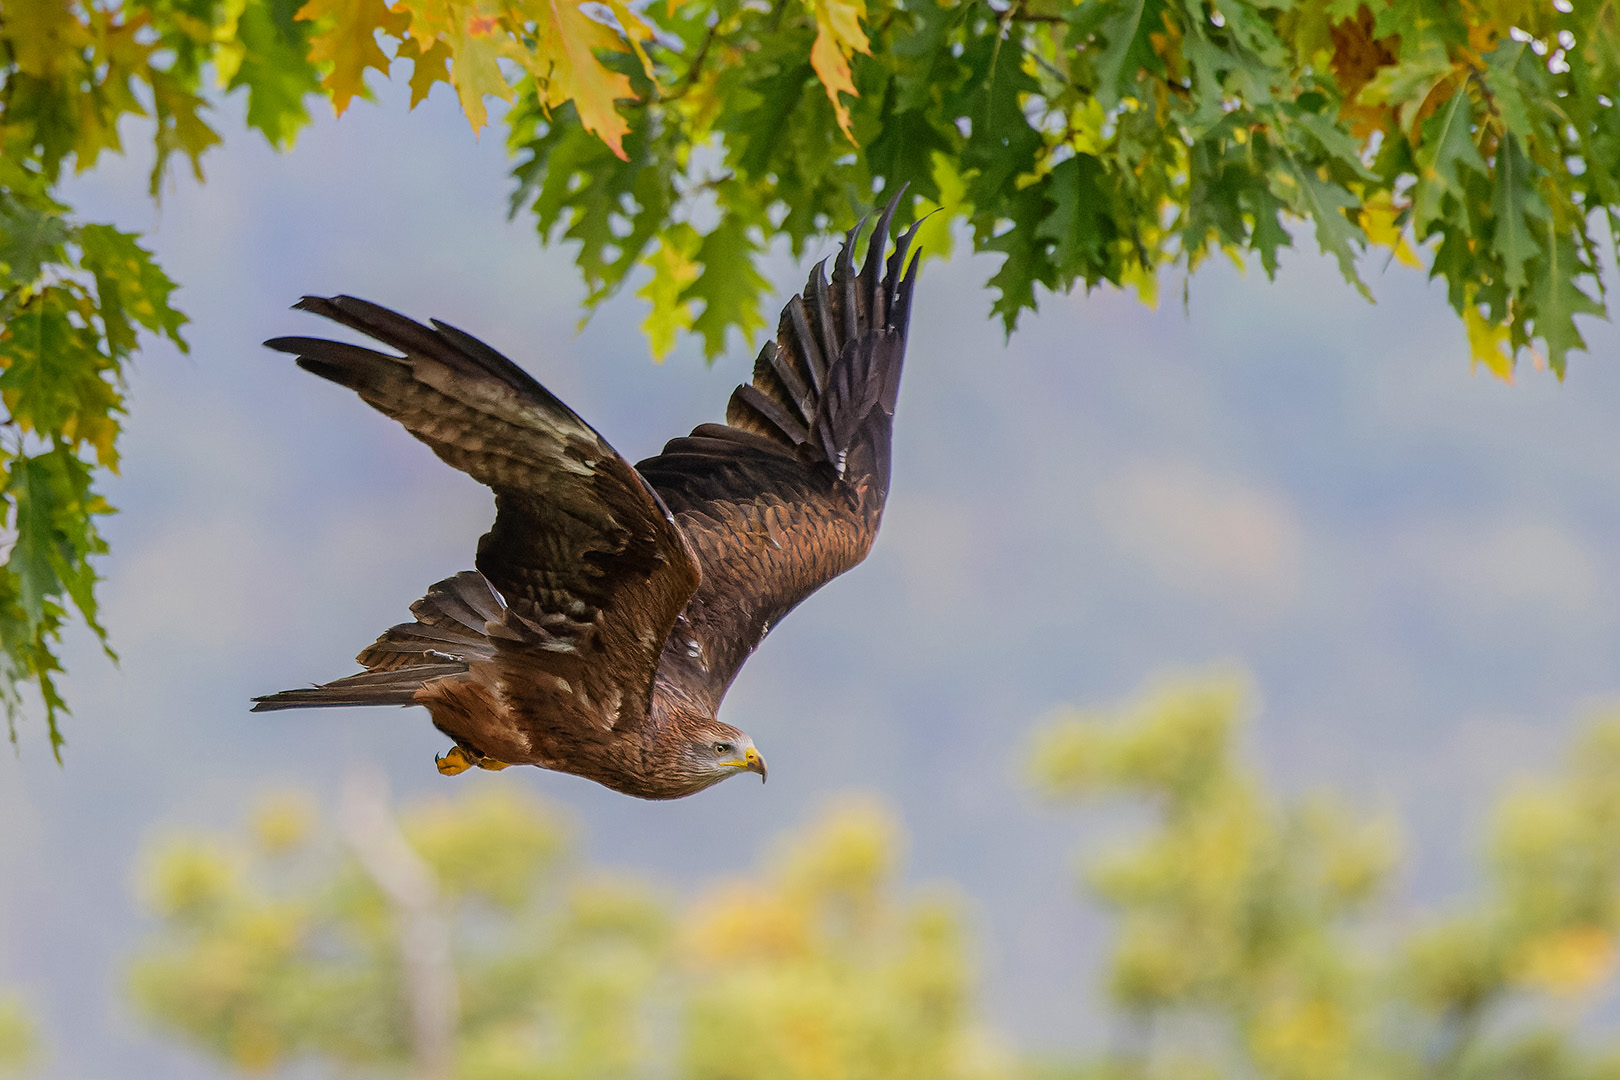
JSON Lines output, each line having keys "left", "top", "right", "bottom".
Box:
{"left": 296, "top": 0, "right": 411, "bottom": 115}
{"left": 808, "top": 0, "right": 869, "bottom": 141}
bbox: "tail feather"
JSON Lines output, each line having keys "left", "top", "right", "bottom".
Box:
{"left": 252, "top": 572, "right": 504, "bottom": 713}
{"left": 250, "top": 663, "right": 467, "bottom": 711}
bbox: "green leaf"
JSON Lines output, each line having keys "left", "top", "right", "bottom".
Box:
{"left": 1491, "top": 133, "right": 1546, "bottom": 293}
{"left": 1091, "top": 0, "right": 1171, "bottom": 110}
{"left": 77, "top": 224, "right": 189, "bottom": 357}
{"left": 0, "top": 290, "right": 103, "bottom": 439}
{"left": 986, "top": 183, "right": 1061, "bottom": 334}
{"left": 1410, "top": 87, "right": 1486, "bottom": 235}
{"left": 1036, "top": 154, "right": 1119, "bottom": 285}
{"left": 1274, "top": 156, "right": 1367, "bottom": 297}
{"left": 509, "top": 96, "right": 673, "bottom": 309}
{"left": 148, "top": 70, "right": 225, "bottom": 196}
{"left": 958, "top": 32, "right": 1041, "bottom": 216}
{"left": 1530, "top": 232, "right": 1602, "bottom": 376}
{"left": 0, "top": 192, "right": 70, "bottom": 289}
{"left": 229, "top": 0, "right": 321, "bottom": 148}
{"left": 6, "top": 456, "right": 60, "bottom": 631}
{"left": 679, "top": 211, "right": 770, "bottom": 360}
{"left": 1481, "top": 41, "right": 1535, "bottom": 140}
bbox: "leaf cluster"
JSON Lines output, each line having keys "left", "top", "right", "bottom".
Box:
{"left": 0, "top": 0, "right": 309, "bottom": 749}
{"left": 503, "top": 0, "right": 1617, "bottom": 373}
{"left": 0, "top": 168, "right": 187, "bottom": 753}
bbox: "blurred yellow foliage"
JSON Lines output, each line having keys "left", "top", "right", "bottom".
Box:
{"left": 1030, "top": 675, "right": 1620, "bottom": 1080}
{"left": 251, "top": 791, "right": 317, "bottom": 855}
{"left": 109, "top": 684, "right": 1620, "bottom": 1080}
{"left": 402, "top": 787, "right": 568, "bottom": 908}
{"left": 1515, "top": 927, "right": 1617, "bottom": 998}
{"left": 130, "top": 786, "right": 1006, "bottom": 1080}
{"left": 0, "top": 995, "right": 35, "bottom": 1079}
{"left": 682, "top": 797, "right": 1007, "bottom": 1080}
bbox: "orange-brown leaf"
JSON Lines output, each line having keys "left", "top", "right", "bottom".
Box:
{"left": 807, "top": 0, "right": 868, "bottom": 143}
{"left": 531, "top": 0, "right": 636, "bottom": 159}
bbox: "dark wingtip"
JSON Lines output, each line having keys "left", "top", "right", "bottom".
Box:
{"left": 860, "top": 188, "right": 906, "bottom": 324}
{"left": 865, "top": 186, "right": 907, "bottom": 265}
{"left": 263, "top": 335, "right": 309, "bottom": 354}
{"left": 898, "top": 250, "right": 922, "bottom": 321}
{"left": 836, "top": 213, "right": 868, "bottom": 282}
{"left": 885, "top": 215, "right": 927, "bottom": 328}
{"left": 807, "top": 256, "right": 831, "bottom": 292}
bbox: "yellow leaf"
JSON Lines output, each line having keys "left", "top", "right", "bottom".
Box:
{"left": 448, "top": 17, "right": 514, "bottom": 133}
{"left": 913, "top": 151, "right": 967, "bottom": 263}
{"left": 396, "top": 34, "right": 451, "bottom": 107}
{"left": 7, "top": 0, "right": 93, "bottom": 79}
{"left": 598, "top": 0, "right": 654, "bottom": 79}
{"left": 637, "top": 225, "right": 701, "bottom": 360}
{"left": 1358, "top": 190, "right": 1421, "bottom": 268}
{"left": 807, "top": 0, "right": 868, "bottom": 142}
{"left": 392, "top": 0, "right": 456, "bottom": 41}
{"left": 1463, "top": 298, "right": 1514, "bottom": 382}
{"left": 296, "top": 0, "right": 410, "bottom": 115}
{"left": 1121, "top": 260, "right": 1159, "bottom": 308}
{"left": 526, "top": 0, "right": 636, "bottom": 158}
{"left": 815, "top": 0, "right": 867, "bottom": 55}
{"left": 211, "top": 0, "right": 250, "bottom": 85}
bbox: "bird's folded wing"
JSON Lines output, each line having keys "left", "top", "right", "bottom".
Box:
{"left": 266, "top": 297, "right": 701, "bottom": 730}
{"left": 635, "top": 197, "right": 921, "bottom": 711}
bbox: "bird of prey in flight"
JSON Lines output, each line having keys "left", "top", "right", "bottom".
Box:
{"left": 253, "top": 201, "right": 920, "bottom": 800}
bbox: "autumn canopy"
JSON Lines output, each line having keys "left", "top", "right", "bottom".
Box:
{"left": 1, "top": 0, "right": 1618, "bottom": 743}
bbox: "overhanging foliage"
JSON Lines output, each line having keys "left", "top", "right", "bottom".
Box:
{"left": 1, "top": 0, "right": 1616, "bottom": 748}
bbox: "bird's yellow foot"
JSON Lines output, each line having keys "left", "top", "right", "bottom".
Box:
{"left": 437, "top": 746, "right": 513, "bottom": 774}
{"left": 436, "top": 746, "right": 476, "bottom": 776}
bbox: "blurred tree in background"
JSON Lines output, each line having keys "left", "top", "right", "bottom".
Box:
{"left": 128, "top": 783, "right": 1009, "bottom": 1079}
{"left": 1027, "top": 675, "right": 1620, "bottom": 1080}
{"left": 0, "top": 994, "right": 37, "bottom": 1079}
{"left": 4, "top": 0, "right": 1619, "bottom": 749}
{"left": 678, "top": 798, "right": 1009, "bottom": 1080}
{"left": 130, "top": 782, "right": 671, "bottom": 1076}
{"left": 110, "top": 673, "right": 1620, "bottom": 1079}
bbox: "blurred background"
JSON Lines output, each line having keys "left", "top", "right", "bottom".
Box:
{"left": 3, "top": 78, "right": 1620, "bottom": 1078}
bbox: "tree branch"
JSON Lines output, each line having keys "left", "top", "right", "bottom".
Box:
{"left": 340, "top": 769, "right": 459, "bottom": 1080}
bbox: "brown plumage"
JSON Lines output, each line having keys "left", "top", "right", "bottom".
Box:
{"left": 252, "top": 200, "right": 920, "bottom": 799}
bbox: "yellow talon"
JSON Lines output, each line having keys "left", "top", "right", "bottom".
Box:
{"left": 436, "top": 746, "right": 476, "bottom": 776}
{"left": 476, "top": 757, "right": 513, "bottom": 771}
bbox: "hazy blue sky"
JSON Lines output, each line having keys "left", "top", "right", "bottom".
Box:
{"left": 3, "top": 79, "right": 1619, "bottom": 1077}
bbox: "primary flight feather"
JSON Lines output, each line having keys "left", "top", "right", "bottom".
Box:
{"left": 253, "top": 201, "right": 920, "bottom": 800}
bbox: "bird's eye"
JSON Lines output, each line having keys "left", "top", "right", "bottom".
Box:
{"left": 714, "top": 742, "right": 730, "bottom": 755}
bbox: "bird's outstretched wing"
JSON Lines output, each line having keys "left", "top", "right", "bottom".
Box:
{"left": 636, "top": 197, "right": 921, "bottom": 712}
{"left": 256, "top": 297, "right": 701, "bottom": 737}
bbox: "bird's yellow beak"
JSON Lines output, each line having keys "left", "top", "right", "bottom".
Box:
{"left": 743, "top": 746, "right": 767, "bottom": 782}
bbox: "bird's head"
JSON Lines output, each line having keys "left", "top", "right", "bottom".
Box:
{"left": 683, "top": 721, "right": 768, "bottom": 787}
